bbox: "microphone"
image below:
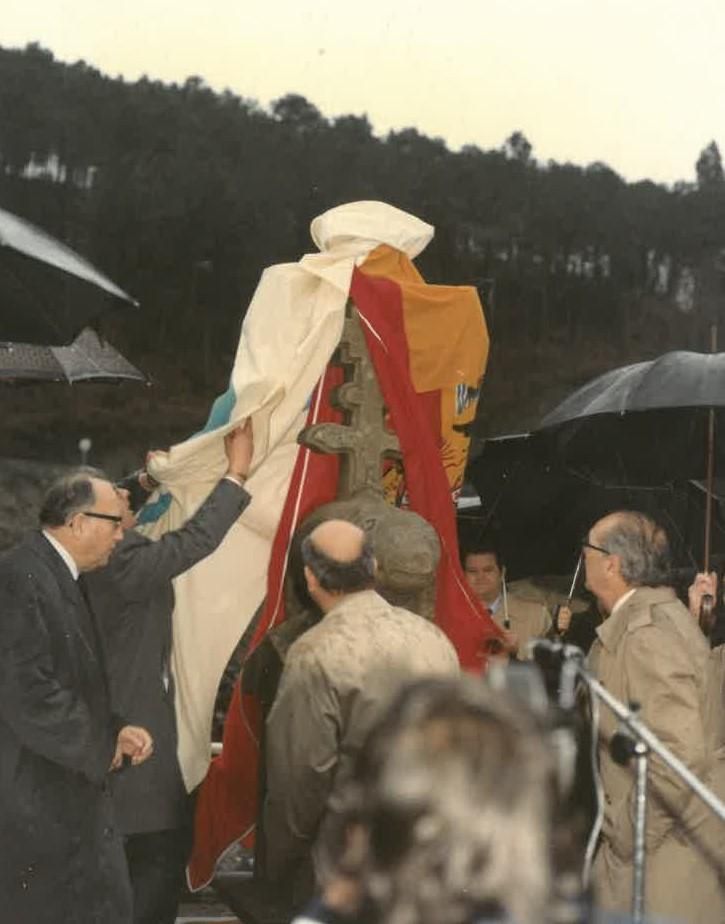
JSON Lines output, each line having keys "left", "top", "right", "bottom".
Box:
{"left": 527, "top": 639, "right": 585, "bottom": 713}
{"left": 527, "top": 638, "right": 563, "bottom": 658}
{"left": 526, "top": 638, "right": 585, "bottom": 662}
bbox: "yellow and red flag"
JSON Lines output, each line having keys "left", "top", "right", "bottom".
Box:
{"left": 188, "top": 238, "right": 497, "bottom": 889}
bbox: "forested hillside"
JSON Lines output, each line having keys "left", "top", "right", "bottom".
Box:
{"left": 1, "top": 42, "right": 724, "bottom": 465}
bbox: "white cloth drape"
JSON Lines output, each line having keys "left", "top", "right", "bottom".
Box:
{"left": 144, "top": 202, "right": 434, "bottom": 790}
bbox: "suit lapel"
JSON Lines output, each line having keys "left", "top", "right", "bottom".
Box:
{"left": 26, "top": 532, "right": 99, "bottom": 661}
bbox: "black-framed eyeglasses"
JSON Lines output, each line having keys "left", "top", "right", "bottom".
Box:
{"left": 582, "top": 538, "right": 610, "bottom": 555}
{"left": 82, "top": 511, "right": 123, "bottom": 525}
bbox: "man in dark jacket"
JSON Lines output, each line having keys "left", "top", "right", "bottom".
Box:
{"left": 82, "top": 421, "right": 254, "bottom": 924}
{"left": 0, "top": 470, "right": 153, "bottom": 924}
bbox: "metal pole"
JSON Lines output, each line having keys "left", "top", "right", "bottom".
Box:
{"left": 502, "top": 565, "right": 510, "bottom": 629}
{"left": 704, "top": 323, "right": 717, "bottom": 574}
{"left": 632, "top": 741, "right": 649, "bottom": 923}
{"left": 701, "top": 323, "right": 718, "bottom": 635}
{"left": 567, "top": 553, "right": 583, "bottom": 604}
{"left": 578, "top": 666, "right": 725, "bottom": 823}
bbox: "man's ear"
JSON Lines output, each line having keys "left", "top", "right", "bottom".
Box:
{"left": 67, "top": 514, "right": 83, "bottom": 538}
{"left": 606, "top": 553, "right": 621, "bottom": 580}
{"left": 304, "top": 564, "right": 318, "bottom": 595}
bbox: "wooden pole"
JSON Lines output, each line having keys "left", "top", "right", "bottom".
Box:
{"left": 704, "top": 323, "right": 717, "bottom": 574}
{"left": 701, "top": 323, "right": 717, "bottom": 636}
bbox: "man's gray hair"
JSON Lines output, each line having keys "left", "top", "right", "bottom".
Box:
{"left": 599, "top": 511, "right": 671, "bottom": 587}
{"left": 39, "top": 466, "right": 108, "bottom": 527}
{"left": 301, "top": 530, "right": 375, "bottom": 593}
{"left": 323, "top": 676, "right": 554, "bottom": 924}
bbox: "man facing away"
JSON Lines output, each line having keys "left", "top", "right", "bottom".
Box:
{"left": 463, "top": 542, "right": 551, "bottom": 658}
{"left": 82, "top": 422, "right": 254, "bottom": 924}
{"left": 263, "top": 519, "right": 459, "bottom": 899}
{"left": 584, "top": 511, "right": 724, "bottom": 923}
{"left": 0, "top": 470, "right": 153, "bottom": 924}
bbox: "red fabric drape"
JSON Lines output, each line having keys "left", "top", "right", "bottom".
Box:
{"left": 187, "top": 273, "right": 498, "bottom": 889}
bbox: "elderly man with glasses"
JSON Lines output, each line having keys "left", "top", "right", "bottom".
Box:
{"left": 0, "top": 469, "right": 153, "bottom": 924}
{"left": 583, "top": 511, "right": 724, "bottom": 924}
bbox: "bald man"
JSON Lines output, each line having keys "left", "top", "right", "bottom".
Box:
{"left": 262, "top": 519, "right": 459, "bottom": 895}
{"left": 583, "top": 511, "right": 723, "bottom": 924}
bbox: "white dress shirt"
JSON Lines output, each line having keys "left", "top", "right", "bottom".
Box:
{"left": 42, "top": 530, "right": 79, "bottom": 581}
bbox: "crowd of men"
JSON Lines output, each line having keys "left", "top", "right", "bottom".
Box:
{"left": 1, "top": 428, "right": 725, "bottom": 923}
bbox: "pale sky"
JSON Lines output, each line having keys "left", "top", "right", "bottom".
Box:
{"left": 4, "top": 0, "right": 725, "bottom": 185}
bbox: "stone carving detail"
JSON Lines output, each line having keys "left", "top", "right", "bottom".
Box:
{"left": 292, "top": 300, "right": 441, "bottom": 620}
{"left": 301, "top": 300, "right": 402, "bottom": 497}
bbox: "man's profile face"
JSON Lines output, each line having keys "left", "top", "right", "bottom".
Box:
{"left": 582, "top": 524, "right": 610, "bottom": 604}
{"left": 464, "top": 552, "right": 502, "bottom": 605}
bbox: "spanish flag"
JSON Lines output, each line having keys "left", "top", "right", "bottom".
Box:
{"left": 187, "top": 223, "right": 498, "bottom": 889}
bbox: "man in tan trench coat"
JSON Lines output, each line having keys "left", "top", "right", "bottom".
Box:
{"left": 584, "top": 511, "right": 724, "bottom": 924}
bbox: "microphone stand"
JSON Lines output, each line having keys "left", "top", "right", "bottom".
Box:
{"left": 551, "top": 643, "right": 725, "bottom": 924}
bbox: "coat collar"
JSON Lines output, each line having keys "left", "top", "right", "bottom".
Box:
{"left": 41, "top": 529, "right": 79, "bottom": 579}
{"left": 25, "top": 531, "right": 85, "bottom": 607}
{"left": 25, "top": 532, "right": 101, "bottom": 660}
{"left": 596, "top": 585, "right": 678, "bottom": 652}
{"left": 325, "top": 588, "right": 382, "bottom": 619}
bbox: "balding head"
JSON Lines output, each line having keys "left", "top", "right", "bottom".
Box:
{"left": 310, "top": 519, "right": 366, "bottom": 561}
{"left": 301, "top": 519, "right": 376, "bottom": 610}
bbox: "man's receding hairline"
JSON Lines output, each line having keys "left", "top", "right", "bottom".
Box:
{"left": 597, "top": 510, "right": 658, "bottom": 541}
{"left": 309, "top": 520, "right": 366, "bottom": 564}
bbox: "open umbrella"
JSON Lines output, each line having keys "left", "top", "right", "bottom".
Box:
{"left": 537, "top": 351, "right": 725, "bottom": 486}
{"left": 0, "top": 327, "right": 147, "bottom": 385}
{"left": 537, "top": 350, "right": 725, "bottom": 627}
{"left": 463, "top": 430, "right": 725, "bottom": 580}
{"left": 0, "top": 206, "right": 138, "bottom": 344}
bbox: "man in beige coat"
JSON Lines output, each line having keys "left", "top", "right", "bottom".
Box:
{"left": 584, "top": 511, "right": 724, "bottom": 923}
{"left": 263, "top": 520, "right": 459, "bottom": 895}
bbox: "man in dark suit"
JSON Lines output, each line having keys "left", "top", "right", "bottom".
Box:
{"left": 0, "top": 470, "right": 153, "bottom": 924}
{"left": 82, "top": 421, "right": 254, "bottom": 924}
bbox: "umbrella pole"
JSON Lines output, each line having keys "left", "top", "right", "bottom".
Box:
{"left": 705, "top": 407, "right": 715, "bottom": 575}
{"left": 701, "top": 324, "right": 717, "bottom": 636}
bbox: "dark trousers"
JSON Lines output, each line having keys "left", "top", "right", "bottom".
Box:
{"left": 124, "top": 827, "right": 193, "bottom": 924}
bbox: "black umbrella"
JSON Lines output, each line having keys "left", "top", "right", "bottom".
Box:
{"left": 0, "top": 327, "right": 147, "bottom": 385}
{"left": 463, "top": 431, "right": 724, "bottom": 581}
{"left": 537, "top": 350, "right": 725, "bottom": 623}
{"left": 537, "top": 351, "right": 725, "bottom": 486}
{"left": 0, "top": 206, "right": 138, "bottom": 344}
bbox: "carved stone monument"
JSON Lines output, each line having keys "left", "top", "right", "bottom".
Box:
{"left": 243, "top": 298, "right": 442, "bottom": 704}
{"left": 292, "top": 299, "right": 441, "bottom": 617}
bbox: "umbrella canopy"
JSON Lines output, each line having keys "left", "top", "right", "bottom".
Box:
{"left": 463, "top": 431, "right": 725, "bottom": 580}
{"left": 537, "top": 351, "right": 725, "bottom": 485}
{"left": 0, "top": 206, "right": 138, "bottom": 344}
{"left": 0, "top": 327, "right": 147, "bottom": 384}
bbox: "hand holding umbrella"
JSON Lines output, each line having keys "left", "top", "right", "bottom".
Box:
{"left": 688, "top": 571, "right": 718, "bottom": 634}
